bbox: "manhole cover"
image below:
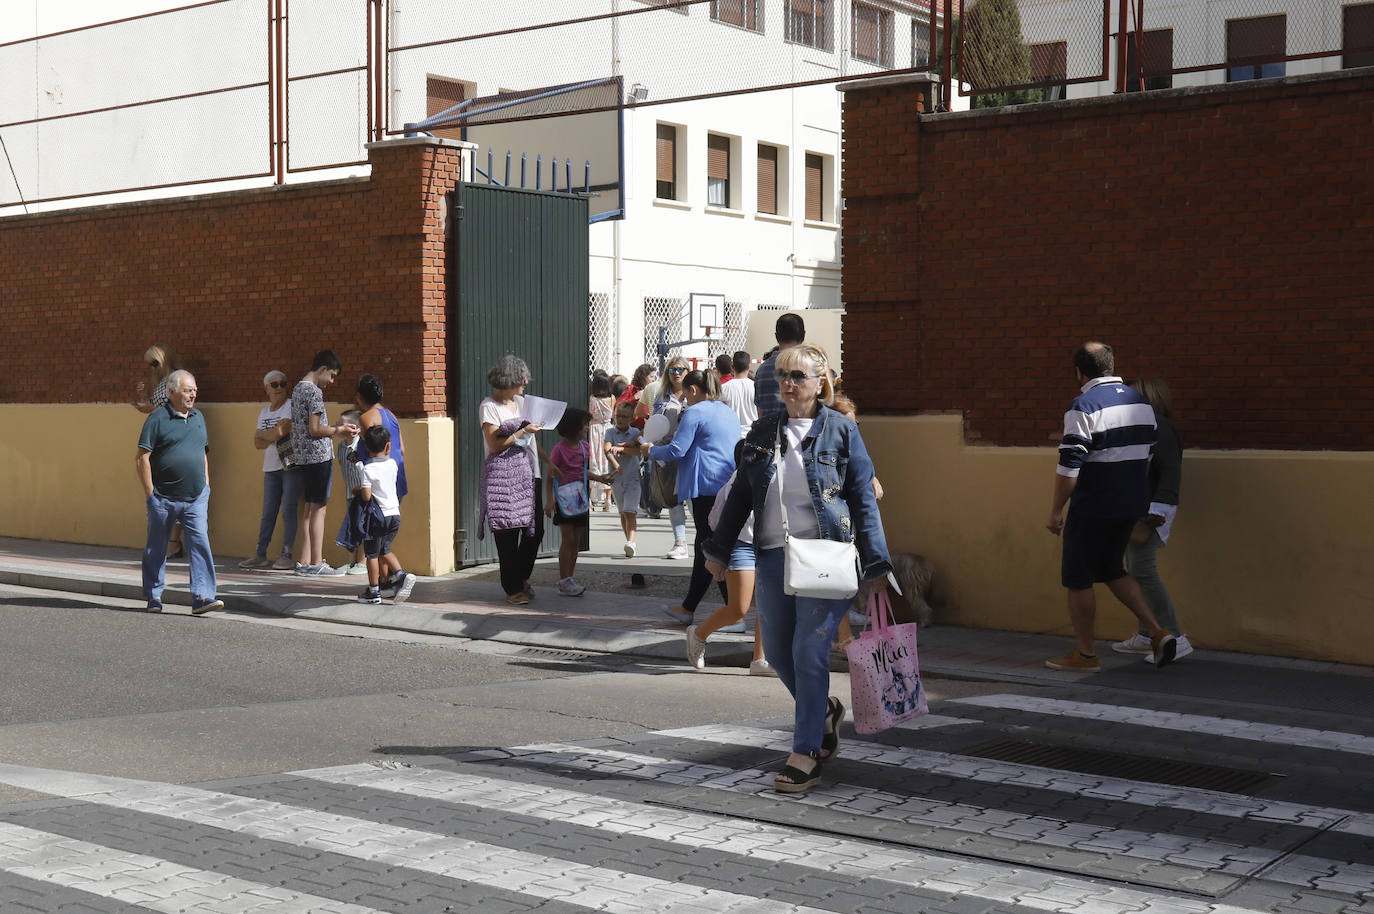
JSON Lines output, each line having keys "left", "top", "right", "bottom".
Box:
{"left": 960, "top": 739, "right": 1280, "bottom": 795}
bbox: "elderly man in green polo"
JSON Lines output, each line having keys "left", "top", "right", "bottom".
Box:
{"left": 136, "top": 369, "right": 224, "bottom": 615}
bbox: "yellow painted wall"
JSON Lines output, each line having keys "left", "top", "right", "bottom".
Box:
{"left": 0, "top": 405, "right": 456, "bottom": 576}
{"left": 861, "top": 415, "right": 1374, "bottom": 665}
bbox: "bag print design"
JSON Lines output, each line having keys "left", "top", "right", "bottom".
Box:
{"left": 846, "top": 589, "right": 928, "bottom": 734}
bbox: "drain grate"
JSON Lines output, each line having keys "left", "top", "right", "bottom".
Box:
{"left": 514, "top": 647, "right": 595, "bottom": 661}
{"left": 960, "top": 739, "right": 1280, "bottom": 795}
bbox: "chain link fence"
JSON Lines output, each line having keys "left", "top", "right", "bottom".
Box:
{"left": 588, "top": 291, "right": 615, "bottom": 375}
{"left": 642, "top": 295, "right": 686, "bottom": 366}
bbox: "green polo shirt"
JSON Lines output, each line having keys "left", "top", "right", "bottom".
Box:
{"left": 138, "top": 404, "right": 209, "bottom": 501}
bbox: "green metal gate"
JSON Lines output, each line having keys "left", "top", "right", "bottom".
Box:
{"left": 452, "top": 182, "right": 589, "bottom": 566}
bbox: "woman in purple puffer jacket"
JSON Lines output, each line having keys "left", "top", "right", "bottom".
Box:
{"left": 479, "top": 356, "right": 547, "bottom": 605}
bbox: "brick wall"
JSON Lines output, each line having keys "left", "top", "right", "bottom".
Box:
{"left": 840, "top": 71, "right": 1374, "bottom": 449}
{"left": 0, "top": 138, "right": 467, "bottom": 416}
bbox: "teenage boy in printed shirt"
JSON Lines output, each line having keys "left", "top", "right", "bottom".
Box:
{"left": 355, "top": 425, "right": 415, "bottom": 604}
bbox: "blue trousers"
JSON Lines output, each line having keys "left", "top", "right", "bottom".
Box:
{"left": 143, "top": 487, "right": 217, "bottom": 604}
{"left": 254, "top": 469, "right": 302, "bottom": 558}
{"left": 754, "top": 547, "right": 850, "bottom": 755}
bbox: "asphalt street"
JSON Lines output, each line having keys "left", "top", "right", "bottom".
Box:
{"left": 1, "top": 581, "right": 1372, "bottom": 913}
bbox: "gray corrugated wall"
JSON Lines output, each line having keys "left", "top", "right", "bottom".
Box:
{"left": 453, "top": 183, "right": 590, "bottom": 566}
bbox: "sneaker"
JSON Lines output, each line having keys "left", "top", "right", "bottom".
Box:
{"left": 357, "top": 589, "right": 382, "bottom": 604}
{"left": 505, "top": 592, "right": 531, "bottom": 606}
{"left": 345, "top": 562, "right": 369, "bottom": 575}
{"left": 272, "top": 554, "right": 297, "bottom": 570}
{"left": 1144, "top": 633, "right": 1193, "bottom": 664}
{"left": 749, "top": 658, "right": 778, "bottom": 677}
{"left": 302, "top": 563, "right": 346, "bottom": 576}
{"left": 717, "top": 620, "right": 747, "bottom": 634}
{"left": 624, "top": 541, "right": 637, "bottom": 558}
{"left": 1044, "top": 651, "right": 1101, "bottom": 671}
{"left": 191, "top": 598, "right": 225, "bottom": 615}
{"left": 665, "top": 543, "right": 689, "bottom": 560}
{"left": 238, "top": 555, "right": 271, "bottom": 569}
{"left": 389, "top": 571, "right": 417, "bottom": 604}
{"left": 558, "top": 577, "right": 586, "bottom": 597}
{"left": 661, "top": 604, "right": 692, "bottom": 625}
{"left": 685, "top": 625, "right": 707, "bottom": 669}
{"left": 522, "top": 580, "right": 535, "bottom": 599}
{"left": 1149, "top": 630, "right": 1179, "bottom": 668}
{"left": 294, "top": 563, "right": 309, "bottom": 574}
{"left": 145, "top": 600, "right": 163, "bottom": 613}
{"left": 1112, "top": 632, "right": 1154, "bottom": 654}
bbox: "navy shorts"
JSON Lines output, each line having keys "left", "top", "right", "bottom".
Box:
{"left": 364, "top": 515, "right": 401, "bottom": 560}
{"left": 1061, "top": 512, "right": 1135, "bottom": 590}
{"left": 298, "top": 460, "right": 333, "bottom": 504}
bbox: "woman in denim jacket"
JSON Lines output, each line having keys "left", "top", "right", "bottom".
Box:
{"left": 705, "top": 343, "right": 892, "bottom": 794}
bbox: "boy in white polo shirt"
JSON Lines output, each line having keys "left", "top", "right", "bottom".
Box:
{"left": 356, "top": 425, "right": 415, "bottom": 604}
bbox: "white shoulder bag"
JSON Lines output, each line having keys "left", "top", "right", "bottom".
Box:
{"left": 776, "top": 428, "right": 860, "bottom": 600}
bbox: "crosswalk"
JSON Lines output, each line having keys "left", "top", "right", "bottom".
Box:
{"left": 0, "top": 692, "right": 1371, "bottom": 913}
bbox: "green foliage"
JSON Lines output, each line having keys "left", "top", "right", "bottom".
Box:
{"left": 963, "top": 0, "right": 1040, "bottom": 108}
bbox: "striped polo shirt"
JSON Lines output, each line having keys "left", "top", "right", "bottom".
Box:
{"left": 1057, "top": 376, "right": 1156, "bottom": 519}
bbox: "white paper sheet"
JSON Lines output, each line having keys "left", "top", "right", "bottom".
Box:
{"left": 522, "top": 395, "right": 567, "bottom": 429}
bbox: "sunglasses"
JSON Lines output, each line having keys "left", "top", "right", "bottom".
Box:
{"left": 775, "top": 370, "right": 817, "bottom": 384}
{"left": 147, "top": 360, "right": 161, "bottom": 368}
{"left": 268, "top": 381, "right": 287, "bottom": 389}
{"left": 667, "top": 367, "right": 687, "bottom": 375}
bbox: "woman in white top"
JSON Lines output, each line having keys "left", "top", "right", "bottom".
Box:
{"left": 480, "top": 355, "right": 548, "bottom": 604}
{"left": 239, "top": 370, "right": 302, "bottom": 569}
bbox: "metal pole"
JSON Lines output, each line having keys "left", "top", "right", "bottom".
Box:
{"left": 1115, "top": 0, "right": 1129, "bottom": 93}
{"left": 374, "top": 0, "right": 385, "bottom": 141}
{"left": 941, "top": 0, "right": 953, "bottom": 110}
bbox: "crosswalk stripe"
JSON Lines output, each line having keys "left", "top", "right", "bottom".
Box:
{"left": 0, "top": 820, "right": 386, "bottom": 914}
{"left": 0, "top": 766, "right": 828, "bottom": 914}
{"left": 297, "top": 762, "right": 1267, "bottom": 914}
{"left": 951, "top": 694, "right": 1374, "bottom": 757}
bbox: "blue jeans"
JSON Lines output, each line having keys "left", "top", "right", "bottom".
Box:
{"left": 754, "top": 547, "right": 850, "bottom": 755}
{"left": 668, "top": 501, "right": 687, "bottom": 544}
{"left": 143, "top": 487, "right": 217, "bottom": 604}
{"left": 254, "top": 469, "right": 302, "bottom": 558}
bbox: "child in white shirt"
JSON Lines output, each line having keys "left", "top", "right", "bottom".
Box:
{"left": 356, "top": 425, "right": 415, "bottom": 604}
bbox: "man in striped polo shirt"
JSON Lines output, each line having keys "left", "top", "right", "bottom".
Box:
{"left": 1045, "top": 342, "right": 1178, "bottom": 671}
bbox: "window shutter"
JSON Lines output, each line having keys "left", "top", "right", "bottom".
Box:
{"left": 757, "top": 144, "right": 777, "bottom": 215}
{"left": 1143, "top": 29, "right": 1173, "bottom": 76}
{"left": 1345, "top": 4, "right": 1374, "bottom": 69}
{"left": 1228, "top": 15, "right": 1286, "bottom": 63}
{"left": 805, "top": 154, "right": 823, "bottom": 222}
{"left": 854, "top": 5, "right": 879, "bottom": 62}
{"left": 427, "top": 78, "right": 466, "bottom": 140}
{"left": 1030, "top": 41, "right": 1067, "bottom": 80}
{"left": 656, "top": 124, "right": 676, "bottom": 184}
{"left": 707, "top": 135, "right": 730, "bottom": 182}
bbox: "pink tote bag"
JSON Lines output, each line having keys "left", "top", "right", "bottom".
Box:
{"left": 845, "top": 589, "right": 928, "bottom": 734}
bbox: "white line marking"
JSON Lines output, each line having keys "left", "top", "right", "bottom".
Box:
{"left": 0, "top": 821, "right": 387, "bottom": 914}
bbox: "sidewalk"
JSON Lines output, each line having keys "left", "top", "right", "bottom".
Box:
{"left": 2, "top": 529, "right": 1372, "bottom": 704}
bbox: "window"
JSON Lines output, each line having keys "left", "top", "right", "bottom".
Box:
{"left": 786, "top": 0, "right": 830, "bottom": 51}
{"left": 711, "top": 0, "right": 762, "bottom": 32}
{"left": 1125, "top": 29, "right": 1174, "bottom": 91}
{"left": 426, "top": 76, "right": 469, "bottom": 141}
{"left": 912, "top": 19, "right": 942, "bottom": 69}
{"left": 656, "top": 123, "right": 678, "bottom": 200}
{"left": 852, "top": 3, "right": 893, "bottom": 67}
{"left": 757, "top": 144, "right": 779, "bottom": 214}
{"left": 1345, "top": 3, "right": 1374, "bottom": 69}
{"left": 804, "top": 153, "right": 824, "bottom": 221}
{"left": 1227, "top": 15, "right": 1286, "bottom": 82}
{"left": 707, "top": 134, "right": 731, "bottom": 207}
{"left": 1030, "top": 41, "right": 1068, "bottom": 101}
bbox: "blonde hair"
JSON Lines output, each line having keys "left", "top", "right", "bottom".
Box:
{"left": 1132, "top": 377, "right": 1173, "bottom": 418}
{"left": 775, "top": 344, "right": 836, "bottom": 408}
{"left": 143, "top": 343, "right": 178, "bottom": 379}
{"left": 663, "top": 356, "right": 690, "bottom": 394}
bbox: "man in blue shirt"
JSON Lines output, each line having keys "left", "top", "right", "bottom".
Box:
{"left": 1045, "top": 342, "right": 1176, "bottom": 671}
{"left": 136, "top": 370, "right": 223, "bottom": 615}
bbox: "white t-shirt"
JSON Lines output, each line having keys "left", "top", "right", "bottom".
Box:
{"left": 708, "top": 470, "right": 754, "bottom": 545}
{"left": 361, "top": 457, "right": 401, "bottom": 517}
{"left": 479, "top": 394, "right": 541, "bottom": 478}
{"left": 755, "top": 418, "right": 819, "bottom": 549}
{"left": 719, "top": 377, "right": 758, "bottom": 438}
{"left": 257, "top": 402, "right": 292, "bottom": 473}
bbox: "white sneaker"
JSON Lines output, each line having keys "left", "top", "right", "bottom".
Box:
{"left": 558, "top": 577, "right": 585, "bottom": 597}
{"left": 624, "top": 541, "right": 637, "bottom": 558}
{"left": 345, "top": 562, "right": 369, "bottom": 575}
{"left": 685, "top": 625, "right": 706, "bottom": 669}
{"left": 1144, "top": 634, "right": 1193, "bottom": 664}
{"left": 749, "top": 658, "right": 778, "bottom": 678}
{"left": 665, "top": 543, "right": 689, "bottom": 560}
{"left": 1112, "top": 632, "right": 1154, "bottom": 654}
{"left": 303, "top": 563, "right": 346, "bottom": 576}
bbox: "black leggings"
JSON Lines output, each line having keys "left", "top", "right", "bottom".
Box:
{"left": 683, "top": 493, "right": 729, "bottom": 613}
{"left": 493, "top": 487, "right": 545, "bottom": 595}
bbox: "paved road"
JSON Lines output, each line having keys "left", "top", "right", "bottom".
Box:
{"left": 2, "top": 583, "right": 1372, "bottom": 912}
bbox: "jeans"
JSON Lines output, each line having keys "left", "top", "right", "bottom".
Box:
{"left": 493, "top": 487, "right": 545, "bottom": 596}
{"left": 668, "top": 501, "right": 687, "bottom": 545}
{"left": 754, "top": 547, "right": 850, "bottom": 755}
{"left": 254, "top": 469, "right": 302, "bottom": 558}
{"left": 1126, "top": 529, "right": 1181, "bottom": 636}
{"left": 143, "top": 486, "right": 217, "bottom": 604}
{"left": 683, "top": 494, "right": 728, "bottom": 613}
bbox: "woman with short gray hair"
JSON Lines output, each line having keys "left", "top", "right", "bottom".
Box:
{"left": 479, "top": 355, "right": 547, "bottom": 604}
{"left": 239, "top": 370, "right": 302, "bottom": 569}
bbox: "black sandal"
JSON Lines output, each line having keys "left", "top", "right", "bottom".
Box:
{"left": 820, "top": 697, "right": 845, "bottom": 761}
{"left": 773, "top": 753, "right": 823, "bottom": 794}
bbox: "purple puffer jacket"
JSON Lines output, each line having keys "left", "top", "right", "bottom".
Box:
{"left": 478, "top": 417, "right": 536, "bottom": 538}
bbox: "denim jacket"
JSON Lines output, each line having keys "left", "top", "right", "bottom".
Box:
{"left": 704, "top": 406, "right": 893, "bottom": 582}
